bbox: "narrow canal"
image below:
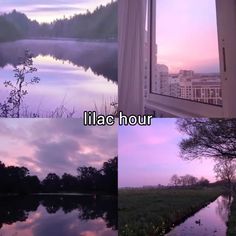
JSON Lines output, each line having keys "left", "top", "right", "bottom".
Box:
{"left": 166, "top": 195, "right": 233, "bottom": 236}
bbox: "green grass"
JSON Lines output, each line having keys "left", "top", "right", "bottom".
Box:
{"left": 119, "top": 187, "right": 224, "bottom": 236}
{"left": 227, "top": 194, "right": 236, "bottom": 236}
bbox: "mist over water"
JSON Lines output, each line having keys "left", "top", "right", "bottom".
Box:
{"left": 0, "top": 39, "right": 117, "bottom": 117}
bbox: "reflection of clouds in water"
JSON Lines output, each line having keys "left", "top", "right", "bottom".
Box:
{"left": 32, "top": 212, "right": 116, "bottom": 236}
{"left": 0, "top": 196, "right": 117, "bottom": 236}
{"left": 0, "top": 210, "right": 40, "bottom": 236}
{"left": 1, "top": 207, "right": 115, "bottom": 236}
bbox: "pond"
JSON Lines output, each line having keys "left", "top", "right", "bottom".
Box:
{"left": 0, "top": 39, "right": 117, "bottom": 117}
{"left": 0, "top": 194, "right": 117, "bottom": 236}
{"left": 166, "top": 195, "right": 233, "bottom": 236}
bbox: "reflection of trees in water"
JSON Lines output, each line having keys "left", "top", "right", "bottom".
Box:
{"left": 0, "top": 195, "right": 117, "bottom": 230}
{"left": 0, "top": 196, "right": 39, "bottom": 229}
{"left": 0, "top": 40, "right": 117, "bottom": 82}
{"left": 215, "top": 195, "right": 233, "bottom": 222}
{"left": 78, "top": 196, "right": 117, "bottom": 230}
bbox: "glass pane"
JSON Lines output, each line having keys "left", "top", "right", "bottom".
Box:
{"left": 151, "top": 0, "right": 222, "bottom": 106}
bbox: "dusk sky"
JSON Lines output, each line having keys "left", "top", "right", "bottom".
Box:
{"left": 119, "top": 119, "right": 217, "bottom": 188}
{"left": 0, "top": 0, "right": 113, "bottom": 23}
{"left": 156, "top": 0, "right": 220, "bottom": 73}
{"left": 0, "top": 119, "right": 117, "bottom": 179}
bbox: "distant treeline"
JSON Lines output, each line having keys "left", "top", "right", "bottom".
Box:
{"left": 170, "top": 174, "right": 210, "bottom": 187}
{"left": 0, "top": 157, "right": 117, "bottom": 194}
{"left": 0, "top": 16, "right": 21, "bottom": 42}
{"left": 0, "top": 1, "right": 117, "bottom": 42}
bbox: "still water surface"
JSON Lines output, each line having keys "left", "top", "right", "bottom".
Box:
{"left": 0, "top": 194, "right": 117, "bottom": 236}
{"left": 166, "top": 195, "right": 233, "bottom": 236}
{"left": 0, "top": 39, "right": 117, "bottom": 117}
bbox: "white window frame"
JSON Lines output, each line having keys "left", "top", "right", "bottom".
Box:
{"left": 145, "top": 0, "right": 236, "bottom": 117}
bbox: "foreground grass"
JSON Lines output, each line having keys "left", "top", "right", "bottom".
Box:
{"left": 227, "top": 194, "right": 236, "bottom": 236}
{"left": 119, "top": 187, "right": 224, "bottom": 236}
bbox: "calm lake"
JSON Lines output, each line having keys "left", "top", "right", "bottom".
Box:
{"left": 166, "top": 195, "right": 233, "bottom": 236}
{"left": 0, "top": 39, "right": 117, "bottom": 117}
{"left": 0, "top": 194, "right": 117, "bottom": 236}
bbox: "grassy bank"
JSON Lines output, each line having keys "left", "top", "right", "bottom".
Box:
{"left": 119, "top": 187, "right": 224, "bottom": 236}
{"left": 227, "top": 194, "right": 236, "bottom": 236}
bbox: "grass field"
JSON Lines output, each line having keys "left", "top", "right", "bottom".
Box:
{"left": 119, "top": 187, "right": 224, "bottom": 236}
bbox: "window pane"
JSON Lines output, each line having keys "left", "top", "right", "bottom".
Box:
{"left": 151, "top": 0, "right": 222, "bottom": 106}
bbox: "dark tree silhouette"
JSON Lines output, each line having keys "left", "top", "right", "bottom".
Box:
{"left": 101, "top": 156, "right": 117, "bottom": 193}
{"left": 198, "top": 177, "right": 210, "bottom": 187}
{"left": 42, "top": 173, "right": 61, "bottom": 193}
{"left": 177, "top": 119, "right": 236, "bottom": 160}
{"left": 0, "top": 157, "right": 117, "bottom": 194}
{"left": 61, "top": 173, "right": 79, "bottom": 192}
{"left": 0, "top": 164, "right": 33, "bottom": 194}
{"left": 214, "top": 158, "right": 236, "bottom": 189}
{"left": 77, "top": 166, "right": 101, "bottom": 192}
{"left": 25, "top": 175, "right": 41, "bottom": 193}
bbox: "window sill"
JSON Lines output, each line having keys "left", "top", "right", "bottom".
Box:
{"left": 145, "top": 94, "right": 223, "bottom": 118}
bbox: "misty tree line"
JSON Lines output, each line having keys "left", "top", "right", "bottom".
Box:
{"left": 0, "top": 157, "right": 117, "bottom": 194}
{"left": 170, "top": 174, "right": 210, "bottom": 187}
{"left": 0, "top": 1, "right": 117, "bottom": 42}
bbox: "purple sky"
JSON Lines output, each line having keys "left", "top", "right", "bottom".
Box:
{"left": 0, "top": 0, "right": 113, "bottom": 23}
{"left": 0, "top": 119, "right": 117, "bottom": 179}
{"left": 156, "top": 0, "right": 220, "bottom": 73}
{"left": 119, "top": 119, "right": 217, "bottom": 188}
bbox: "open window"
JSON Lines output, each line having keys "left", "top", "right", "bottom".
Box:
{"left": 144, "top": 0, "right": 236, "bottom": 117}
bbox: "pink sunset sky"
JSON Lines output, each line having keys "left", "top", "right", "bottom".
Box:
{"left": 119, "top": 119, "right": 217, "bottom": 188}
{"left": 156, "top": 0, "right": 220, "bottom": 73}
{"left": 0, "top": 119, "right": 117, "bottom": 179}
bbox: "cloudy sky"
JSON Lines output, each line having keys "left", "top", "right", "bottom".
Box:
{"left": 156, "top": 0, "right": 220, "bottom": 73}
{"left": 0, "top": 119, "right": 117, "bottom": 179}
{"left": 119, "top": 119, "right": 217, "bottom": 188}
{"left": 0, "top": 0, "right": 113, "bottom": 23}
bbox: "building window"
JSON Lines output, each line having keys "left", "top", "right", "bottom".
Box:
{"left": 150, "top": 0, "right": 222, "bottom": 106}
{"left": 144, "top": 0, "right": 236, "bottom": 117}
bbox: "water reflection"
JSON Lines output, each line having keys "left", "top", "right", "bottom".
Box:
{"left": 0, "top": 195, "right": 117, "bottom": 236}
{"left": 215, "top": 195, "right": 233, "bottom": 223}
{"left": 0, "top": 40, "right": 117, "bottom": 117}
{"left": 0, "top": 40, "right": 117, "bottom": 82}
{"left": 166, "top": 195, "right": 232, "bottom": 236}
